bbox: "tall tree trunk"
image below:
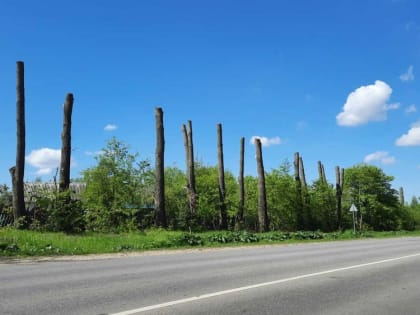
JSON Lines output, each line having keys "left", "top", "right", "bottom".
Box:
{"left": 11, "top": 61, "right": 26, "bottom": 222}
{"left": 294, "top": 152, "right": 304, "bottom": 230}
{"left": 335, "top": 166, "right": 344, "bottom": 230}
{"left": 154, "top": 107, "right": 167, "bottom": 227}
{"left": 182, "top": 121, "right": 197, "bottom": 215}
{"left": 255, "top": 139, "right": 268, "bottom": 232}
{"left": 399, "top": 187, "right": 405, "bottom": 206}
{"left": 217, "top": 123, "right": 228, "bottom": 229}
{"left": 237, "top": 136, "right": 245, "bottom": 224}
{"left": 59, "top": 93, "right": 74, "bottom": 192}
{"left": 299, "top": 157, "right": 307, "bottom": 190}
{"left": 318, "top": 161, "right": 326, "bottom": 183}
{"left": 299, "top": 156, "right": 312, "bottom": 230}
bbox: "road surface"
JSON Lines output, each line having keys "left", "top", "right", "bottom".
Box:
{"left": 1, "top": 237, "right": 420, "bottom": 315}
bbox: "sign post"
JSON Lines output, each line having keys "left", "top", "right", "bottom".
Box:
{"left": 349, "top": 204, "right": 358, "bottom": 234}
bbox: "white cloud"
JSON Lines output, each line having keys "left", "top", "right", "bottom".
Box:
{"left": 104, "top": 124, "right": 118, "bottom": 131}
{"left": 336, "top": 80, "right": 397, "bottom": 126}
{"left": 405, "top": 104, "right": 417, "bottom": 113}
{"left": 250, "top": 136, "right": 282, "bottom": 147}
{"left": 400, "top": 65, "right": 414, "bottom": 82}
{"left": 396, "top": 122, "right": 420, "bottom": 146}
{"left": 26, "top": 148, "right": 76, "bottom": 175}
{"left": 364, "top": 151, "right": 396, "bottom": 165}
{"left": 26, "top": 148, "right": 61, "bottom": 175}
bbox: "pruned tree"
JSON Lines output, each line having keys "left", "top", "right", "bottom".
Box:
{"left": 59, "top": 93, "right": 74, "bottom": 192}
{"left": 399, "top": 187, "right": 405, "bottom": 206}
{"left": 255, "top": 138, "right": 268, "bottom": 232}
{"left": 318, "top": 160, "right": 327, "bottom": 184}
{"left": 294, "top": 152, "right": 304, "bottom": 230}
{"left": 217, "top": 123, "right": 228, "bottom": 229}
{"left": 299, "top": 156, "right": 312, "bottom": 230}
{"left": 182, "top": 121, "right": 197, "bottom": 215}
{"left": 11, "top": 61, "right": 26, "bottom": 223}
{"left": 237, "top": 136, "right": 245, "bottom": 225}
{"left": 154, "top": 107, "right": 167, "bottom": 227}
{"left": 335, "top": 166, "right": 344, "bottom": 230}
{"left": 299, "top": 157, "right": 307, "bottom": 190}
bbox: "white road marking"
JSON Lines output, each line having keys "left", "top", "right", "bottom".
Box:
{"left": 110, "top": 252, "right": 420, "bottom": 315}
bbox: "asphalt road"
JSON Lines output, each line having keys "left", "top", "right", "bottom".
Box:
{"left": 1, "top": 237, "right": 420, "bottom": 315}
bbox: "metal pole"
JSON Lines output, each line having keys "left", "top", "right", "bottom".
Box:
{"left": 352, "top": 210, "right": 356, "bottom": 234}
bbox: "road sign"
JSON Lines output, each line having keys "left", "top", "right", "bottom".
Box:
{"left": 349, "top": 204, "right": 358, "bottom": 212}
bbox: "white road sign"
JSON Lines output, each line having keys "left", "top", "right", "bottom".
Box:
{"left": 349, "top": 204, "right": 358, "bottom": 212}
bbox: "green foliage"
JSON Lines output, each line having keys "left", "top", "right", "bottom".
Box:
{"left": 23, "top": 184, "right": 85, "bottom": 233}
{"left": 82, "top": 137, "right": 154, "bottom": 232}
{"left": 343, "top": 164, "right": 402, "bottom": 231}
{"left": 243, "top": 175, "right": 258, "bottom": 230}
{"left": 48, "top": 191, "right": 85, "bottom": 233}
{"left": 164, "top": 167, "right": 189, "bottom": 229}
{"left": 309, "top": 180, "right": 336, "bottom": 232}
{"left": 176, "top": 233, "right": 204, "bottom": 246}
{"left": 0, "top": 185, "right": 13, "bottom": 227}
{"left": 194, "top": 164, "right": 238, "bottom": 230}
{"left": 265, "top": 164, "right": 297, "bottom": 231}
{"left": 208, "top": 231, "right": 259, "bottom": 243}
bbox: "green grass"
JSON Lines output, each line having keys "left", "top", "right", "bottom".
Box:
{"left": 1, "top": 228, "right": 420, "bottom": 258}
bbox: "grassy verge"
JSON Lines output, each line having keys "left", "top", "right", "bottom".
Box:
{"left": 1, "top": 228, "right": 420, "bottom": 258}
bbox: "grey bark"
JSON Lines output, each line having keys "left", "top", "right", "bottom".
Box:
{"left": 335, "top": 166, "right": 344, "bottom": 230}
{"left": 255, "top": 139, "right": 268, "bottom": 232}
{"left": 11, "top": 61, "right": 26, "bottom": 221}
{"left": 217, "top": 123, "right": 228, "bottom": 229}
{"left": 154, "top": 107, "right": 167, "bottom": 227}
{"left": 318, "top": 161, "right": 327, "bottom": 183}
{"left": 59, "top": 93, "right": 74, "bottom": 192}
{"left": 299, "top": 157, "right": 307, "bottom": 189}
{"left": 399, "top": 187, "right": 405, "bottom": 206}
{"left": 237, "top": 137, "right": 245, "bottom": 223}
{"left": 299, "top": 156, "right": 311, "bottom": 230}
{"left": 182, "top": 121, "right": 197, "bottom": 215}
{"left": 294, "top": 152, "right": 304, "bottom": 230}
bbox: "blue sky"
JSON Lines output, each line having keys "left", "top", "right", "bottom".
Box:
{"left": 1, "top": 0, "right": 420, "bottom": 200}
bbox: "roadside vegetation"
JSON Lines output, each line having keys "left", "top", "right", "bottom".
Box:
{"left": 2, "top": 228, "right": 420, "bottom": 257}
{"left": 2, "top": 62, "right": 420, "bottom": 258}
{"left": 1, "top": 137, "right": 420, "bottom": 258}
{"left": 2, "top": 136, "right": 420, "bottom": 258}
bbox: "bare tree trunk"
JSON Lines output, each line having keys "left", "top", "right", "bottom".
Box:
{"left": 59, "top": 93, "right": 74, "bottom": 192}
{"left": 255, "top": 139, "right": 268, "bottom": 232}
{"left": 335, "top": 166, "right": 344, "bottom": 230}
{"left": 154, "top": 107, "right": 167, "bottom": 227}
{"left": 182, "top": 121, "right": 197, "bottom": 215}
{"left": 299, "top": 156, "right": 312, "bottom": 230}
{"left": 299, "top": 157, "right": 307, "bottom": 190}
{"left": 294, "top": 152, "right": 304, "bottom": 230}
{"left": 399, "top": 187, "right": 405, "bottom": 206}
{"left": 217, "top": 123, "right": 228, "bottom": 229}
{"left": 237, "top": 137, "right": 245, "bottom": 224}
{"left": 11, "top": 61, "right": 26, "bottom": 223}
{"left": 318, "top": 161, "right": 326, "bottom": 183}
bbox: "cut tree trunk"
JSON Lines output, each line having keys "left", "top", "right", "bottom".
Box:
{"left": 318, "top": 161, "right": 327, "bottom": 183}
{"left": 12, "top": 61, "right": 26, "bottom": 222}
{"left": 399, "top": 187, "right": 405, "bottom": 206}
{"left": 182, "top": 121, "right": 197, "bottom": 215}
{"left": 154, "top": 107, "right": 167, "bottom": 227}
{"left": 255, "top": 138, "right": 268, "bottom": 232}
{"left": 237, "top": 136, "right": 245, "bottom": 224}
{"left": 335, "top": 166, "right": 344, "bottom": 230}
{"left": 217, "top": 123, "right": 228, "bottom": 229}
{"left": 59, "top": 93, "right": 74, "bottom": 192}
{"left": 294, "top": 152, "right": 304, "bottom": 230}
